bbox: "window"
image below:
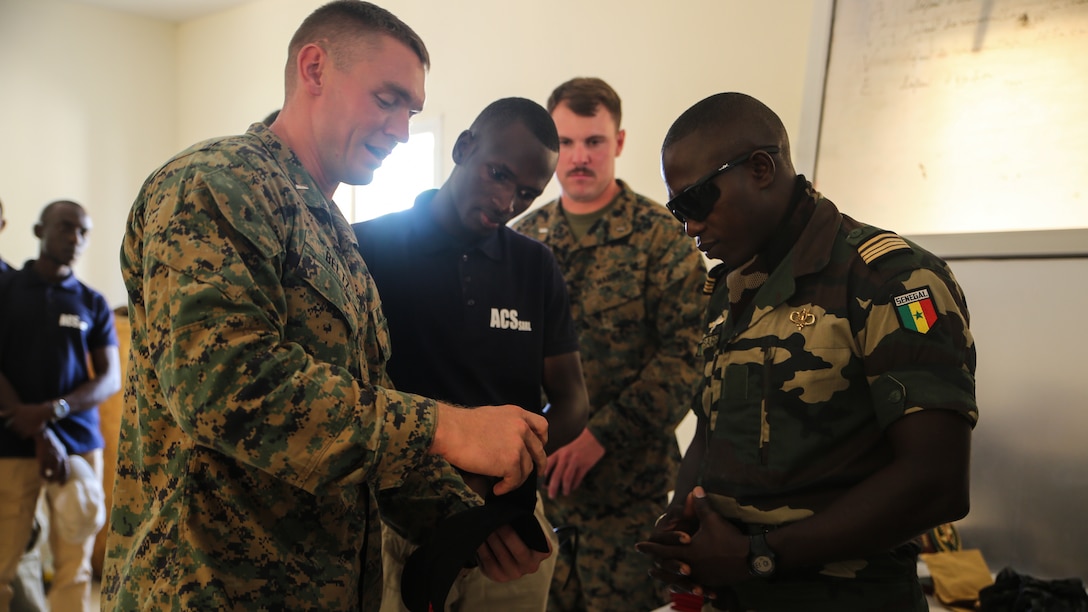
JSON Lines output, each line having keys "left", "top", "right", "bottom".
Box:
{"left": 333, "top": 119, "right": 441, "bottom": 223}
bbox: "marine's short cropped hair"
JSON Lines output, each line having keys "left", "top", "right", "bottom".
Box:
{"left": 546, "top": 77, "right": 622, "bottom": 129}
{"left": 470, "top": 97, "right": 559, "bottom": 153}
{"left": 286, "top": 1, "right": 429, "bottom": 86}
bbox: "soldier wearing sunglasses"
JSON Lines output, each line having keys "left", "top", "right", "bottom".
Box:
{"left": 512, "top": 78, "right": 707, "bottom": 612}
{"left": 637, "top": 92, "right": 977, "bottom": 611}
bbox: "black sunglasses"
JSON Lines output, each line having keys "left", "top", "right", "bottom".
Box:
{"left": 665, "top": 146, "right": 780, "bottom": 224}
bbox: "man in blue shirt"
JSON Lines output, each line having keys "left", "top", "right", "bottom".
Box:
{"left": 355, "top": 97, "right": 589, "bottom": 612}
{"left": 0, "top": 200, "right": 121, "bottom": 612}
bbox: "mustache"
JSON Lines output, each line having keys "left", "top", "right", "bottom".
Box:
{"left": 566, "top": 166, "right": 595, "bottom": 177}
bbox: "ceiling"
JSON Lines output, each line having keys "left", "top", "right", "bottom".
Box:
{"left": 67, "top": 0, "right": 252, "bottom": 23}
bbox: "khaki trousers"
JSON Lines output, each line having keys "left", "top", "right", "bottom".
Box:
{"left": 0, "top": 450, "right": 102, "bottom": 612}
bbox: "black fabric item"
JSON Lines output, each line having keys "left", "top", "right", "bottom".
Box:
{"left": 400, "top": 472, "right": 548, "bottom": 612}
{"left": 978, "top": 567, "right": 1088, "bottom": 612}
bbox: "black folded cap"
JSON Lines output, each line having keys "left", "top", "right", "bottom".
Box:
{"left": 400, "top": 471, "right": 548, "bottom": 612}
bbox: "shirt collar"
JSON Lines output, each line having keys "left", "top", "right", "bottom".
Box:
{"left": 412, "top": 190, "right": 505, "bottom": 260}
{"left": 248, "top": 123, "right": 333, "bottom": 214}
{"left": 20, "top": 260, "right": 80, "bottom": 291}
{"left": 247, "top": 123, "right": 359, "bottom": 251}
{"left": 553, "top": 179, "right": 638, "bottom": 246}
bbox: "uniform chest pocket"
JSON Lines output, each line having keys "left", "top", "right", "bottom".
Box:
{"left": 709, "top": 339, "right": 858, "bottom": 469}
{"left": 578, "top": 247, "right": 646, "bottom": 318}
{"left": 285, "top": 240, "right": 359, "bottom": 337}
{"left": 711, "top": 363, "right": 764, "bottom": 465}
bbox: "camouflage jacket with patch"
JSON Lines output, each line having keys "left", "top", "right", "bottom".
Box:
{"left": 697, "top": 184, "right": 977, "bottom": 581}
{"left": 102, "top": 124, "right": 477, "bottom": 610}
{"left": 512, "top": 180, "right": 707, "bottom": 512}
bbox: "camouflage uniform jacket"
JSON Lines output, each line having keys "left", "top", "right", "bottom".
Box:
{"left": 512, "top": 180, "right": 706, "bottom": 514}
{"left": 103, "top": 124, "right": 477, "bottom": 610}
{"left": 696, "top": 182, "right": 978, "bottom": 596}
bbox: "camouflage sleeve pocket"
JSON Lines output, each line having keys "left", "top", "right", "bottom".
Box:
{"left": 203, "top": 169, "right": 286, "bottom": 261}
{"left": 869, "top": 369, "right": 977, "bottom": 430}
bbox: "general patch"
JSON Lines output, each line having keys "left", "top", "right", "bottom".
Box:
{"left": 893, "top": 286, "right": 938, "bottom": 334}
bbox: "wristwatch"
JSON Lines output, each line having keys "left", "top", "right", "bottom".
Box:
{"left": 747, "top": 532, "right": 777, "bottom": 578}
{"left": 51, "top": 399, "right": 71, "bottom": 421}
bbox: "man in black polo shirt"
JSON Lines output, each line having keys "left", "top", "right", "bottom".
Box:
{"left": 354, "top": 97, "right": 589, "bottom": 612}
{"left": 0, "top": 200, "right": 121, "bottom": 612}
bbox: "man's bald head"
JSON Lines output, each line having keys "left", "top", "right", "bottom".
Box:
{"left": 663, "top": 92, "right": 793, "bottom": 174}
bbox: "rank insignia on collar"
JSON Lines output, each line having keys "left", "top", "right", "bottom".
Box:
{"left": 894, "top": 286, "right": 938, "bottom": 334}
{"left": 789, "top": 308, "right": 815, "bottom": 330}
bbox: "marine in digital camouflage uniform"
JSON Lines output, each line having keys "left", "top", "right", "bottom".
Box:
{"left": 102, "top": 122, "right": 480, "bottom": 610}
{"left": 640, "top": 92, "right": 977, "bottom": 612}
{"left": 514, "top": 81, "right": 707, "bottom": 611}
{"left": 102, "top": 4, "right": 548, "bottom": 610}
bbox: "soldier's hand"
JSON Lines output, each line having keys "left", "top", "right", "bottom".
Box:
{"left": 476, "top": 523, "right": 552, "bottom": 583}
{"left": 431, "top": 404, "right": 548, "bottom": 496}
{"left": 637, "top": 487, "right": 748, "bottom": 595}
{"left": 544, "top": 428, "right": 605, "bottom": 499}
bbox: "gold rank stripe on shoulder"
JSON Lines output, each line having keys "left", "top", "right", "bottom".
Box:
{"left": 857, "top": 232, "right": 911, "bottom": 264}
{"left": 703, "top": 275, "right": 718, "bottom": 295}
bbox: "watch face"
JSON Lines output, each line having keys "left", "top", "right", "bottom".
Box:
{"left": 751, "top": 554, "right": 775, "bottom": 576}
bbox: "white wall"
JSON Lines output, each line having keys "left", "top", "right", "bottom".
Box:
{"left": 174, "top": 0, "right": 833, "bottom": 208}
{"left": 0, "top": 0, "right": 832, "bottom": 306}
{"left": 0, "top": 0, "right": 178, "bottom": 306}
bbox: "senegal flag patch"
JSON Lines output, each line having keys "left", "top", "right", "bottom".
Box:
{"left": 894, "top": 287, "right": 938, "bottom": 334}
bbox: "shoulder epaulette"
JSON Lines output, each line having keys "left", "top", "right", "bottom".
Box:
{"left": 703, "top": 262, "right": 729, "bottom": 295}
{"left": 846, "top": 226, "right": 912, "bottom": 266}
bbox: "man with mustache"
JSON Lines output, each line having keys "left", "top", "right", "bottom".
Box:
{"left": 512, "top": 78, "right": 707, "bottom": 611}
{"left": 355, "top": 97, "right": 589, "bottom": 611}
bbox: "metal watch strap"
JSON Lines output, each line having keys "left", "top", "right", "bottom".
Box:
{"left": 52, "top": 398, "right": 71, "bottom": 421}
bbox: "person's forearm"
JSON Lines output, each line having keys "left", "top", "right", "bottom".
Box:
{"left": 541, "top": 352, "right": 589, "bottom": 453}
{"left": 55, "top": 347, "right": 121, "bottom": 413}
{"left": 767, "top": 411, "right": 972, "bottom": 572}
{"left": 0, "top": 371, "right": 23, "bottom": 413}
{"left": 542, "top": 402, "right": 586, "bottom": 454}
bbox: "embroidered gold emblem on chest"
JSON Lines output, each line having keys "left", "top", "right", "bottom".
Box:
{"left": 788, "top": 308, "right": 816, "bottom": 331}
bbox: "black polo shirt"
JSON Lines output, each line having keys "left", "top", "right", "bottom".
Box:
{"left": 354, "top": 190, "right": 578, "bottom": 414}
{"left": 0, "top": 261, "right": 117, "bottom": 457}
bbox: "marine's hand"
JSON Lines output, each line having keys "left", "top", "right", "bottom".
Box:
{"left": 544, "top": 428, "right": 604, "bottom": 498}
{"left": 432, "top": 404, "right": 548, "bottom": 496}
{"left": 476, "top": 523, "right": 552, "bottom": 583}
{"left": 2, "top": 402, "right": 52, "bottom": 439}
{"left": 35, "top": 429, "right": 70, "bottom": 484}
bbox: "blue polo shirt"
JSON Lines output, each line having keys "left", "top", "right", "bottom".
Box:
{"left": 354, "top": 190, "right": 579, "bottom": 413}
{"left": 0, "top": 261, "right": 117, "bottom": 457}
{"left": 0, "top": 257, "right": 12, "bottom": 275}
